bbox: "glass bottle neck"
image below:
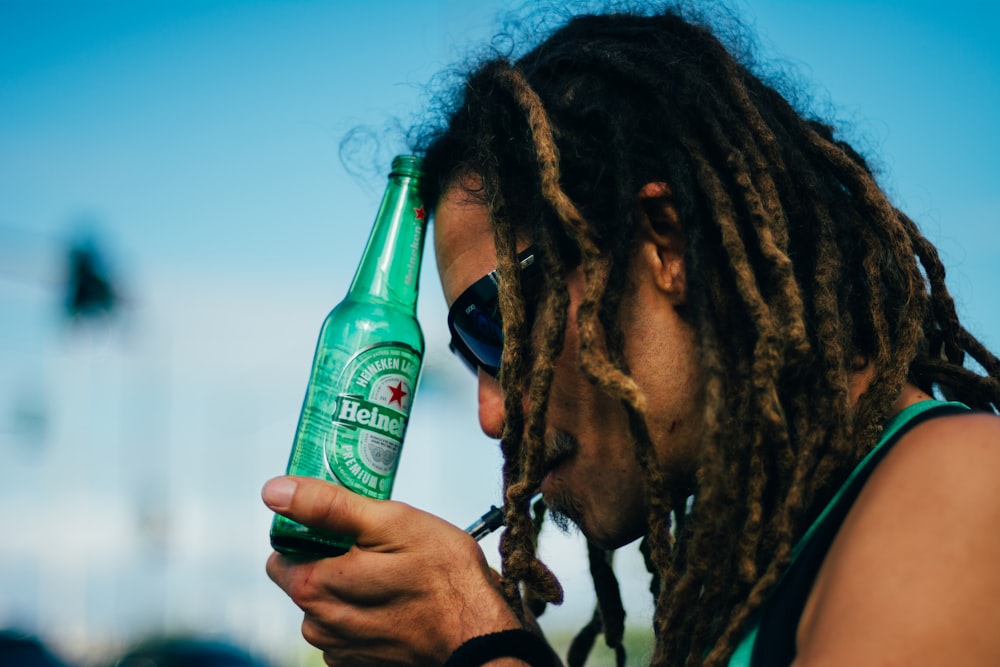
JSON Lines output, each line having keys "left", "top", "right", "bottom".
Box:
{"left": 347, "top": 170, "right": 425, "bottom": 311}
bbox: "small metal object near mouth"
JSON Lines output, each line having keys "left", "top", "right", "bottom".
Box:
{"left": 464, "top": 505, "right": 505, "bottom": 541}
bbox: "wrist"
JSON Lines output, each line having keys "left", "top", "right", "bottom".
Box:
{"left": 444, "top": 629, "right": 560, "bottom": 667}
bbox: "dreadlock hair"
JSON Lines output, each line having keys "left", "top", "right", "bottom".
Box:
{"left": 416, "top": 4, "right": 1000, "bottom": 666}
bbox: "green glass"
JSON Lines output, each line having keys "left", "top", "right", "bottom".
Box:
{"left": 270, "top": 155, "right": 426, "bottom": 557}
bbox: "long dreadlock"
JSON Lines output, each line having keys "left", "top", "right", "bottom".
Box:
{"left": 417, "top": 5, "right": 1000, "bottom": 666}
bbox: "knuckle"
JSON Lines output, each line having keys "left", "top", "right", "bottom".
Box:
{"left": 379, "top": 500, "right": 412, "bottom": 533}
{"left": 317, "top": 486, "right": 351, "bottom": 527}
{"left": 284, "top": 568, "right": 318, "bottom": 604}
{"left": 301, "top": 605, "right": 352, "bottom": 648}
{"left": 298, "top": 479, "right": 357, "bottom": 534}
{"left": 300, "top": 616, "right": 324, "bottom": 647}
{"left": 268, "top": 558, "right": 322, "bottom": 609}
{"left": 264, "top": 552, "right": 281, "bottom": 584}
{"left": 300, "top": 616, "right": 333, "bottom": 651}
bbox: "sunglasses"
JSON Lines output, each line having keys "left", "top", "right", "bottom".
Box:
{"left": 447, "top": 246, "right": 542, "bottom": 377}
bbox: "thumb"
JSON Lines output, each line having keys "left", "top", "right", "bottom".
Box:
{"left": 262, "top": 475, "right": 376, "bottom": 541}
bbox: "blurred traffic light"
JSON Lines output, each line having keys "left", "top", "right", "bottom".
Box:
{"left": 64, "top": 239, "right": 118, "bottom": 321}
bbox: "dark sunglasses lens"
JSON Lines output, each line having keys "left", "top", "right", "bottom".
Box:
{"left": 446, "top": 246, "right": 541, "bottom": 377}
{"left": 451, "top": 304, "right": 502, "bottom": 375}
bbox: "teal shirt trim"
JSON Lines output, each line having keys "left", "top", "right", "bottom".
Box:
{"left": 728, "top": 625, "right": 758, "bottom": 667}
{"left": 726, "top": 399, "right": 969, "bottom": 667}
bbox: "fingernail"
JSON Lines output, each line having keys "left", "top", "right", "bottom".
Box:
{"left": 263, "top": 477, "right": 296, "bottom": 510}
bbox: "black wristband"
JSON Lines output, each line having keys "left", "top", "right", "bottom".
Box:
{"left": 443, "top": 629, "right": 559, "bottom": 667}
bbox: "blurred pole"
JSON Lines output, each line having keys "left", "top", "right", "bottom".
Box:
{"left": 1, "top": 220, "right": 141, "bottom": 661}
{"left": 120, "top": 326, "right": 172, "bottom": 635}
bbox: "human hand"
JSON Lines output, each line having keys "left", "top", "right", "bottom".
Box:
{"left": 263, "top": 476, "right": 524, "bottom": 667}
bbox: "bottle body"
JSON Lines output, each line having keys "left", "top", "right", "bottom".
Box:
{"left": 270, "top": 156, "right": 426, "bottom": 557}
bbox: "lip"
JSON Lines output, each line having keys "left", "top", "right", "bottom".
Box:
{"left": 539, "top": 448, "right": 574, "bottom": 496}
{"left": 539, "top": 467, "right": 557, "bottom": 496}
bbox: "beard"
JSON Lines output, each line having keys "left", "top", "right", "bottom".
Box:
{"left": 541, "top": 430, "right": 584, "bottom": 534}
{"left": 546, "top": 503, "right": 579, "bottom": 534}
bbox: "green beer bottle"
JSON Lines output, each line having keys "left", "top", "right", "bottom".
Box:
{"left": 271, "top": 155, "right": 426, "bottom": 557}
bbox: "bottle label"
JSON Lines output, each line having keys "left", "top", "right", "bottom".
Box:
{"left": 322, "top": 343, "right": 420, "bottom": 498}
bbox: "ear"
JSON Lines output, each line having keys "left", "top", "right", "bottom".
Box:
{"left": 636, "top": 181, "right": 686, "bottom": 303}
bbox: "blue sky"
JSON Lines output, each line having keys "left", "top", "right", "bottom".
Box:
{"left": 1, "top": 1, "right": 998, "bottom": 664}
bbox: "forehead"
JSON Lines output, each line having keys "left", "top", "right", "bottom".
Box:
{"left": 433, "top": 186, "right": 498, "bottom": 307}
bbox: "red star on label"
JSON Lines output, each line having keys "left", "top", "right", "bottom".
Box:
{"left": 414, "top": 206, "right": 426, "bottom": 221}
{"left": 388, "top": 381, "right": 408, "bottom": 406}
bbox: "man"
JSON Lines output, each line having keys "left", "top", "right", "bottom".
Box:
{"left": 264, "top": 6, "right": 1000, "bottom": 666}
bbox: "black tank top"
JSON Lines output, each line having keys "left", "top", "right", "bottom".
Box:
{"left": 737, "top": 401, "right": 971, "bottom": 667}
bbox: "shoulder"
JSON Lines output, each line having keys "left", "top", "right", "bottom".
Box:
{"left": 795, "top": 409, "right": 1000, "bottom": 666}
{"left": 868, "top": 409, "right": 1000, "bottom": 501}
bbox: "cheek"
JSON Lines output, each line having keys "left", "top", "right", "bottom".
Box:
{"left": 478, "top": 374, "right": 505, "bottom": 440}
{"left": 545, "top": 331, "right": 587, "bottom": 410}
{"left": 539, "top": 287, "right": 619, "bottom": 421}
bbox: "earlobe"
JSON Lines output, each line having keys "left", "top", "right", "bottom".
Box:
{"left": 637, "top": 182, "right": 686, "bottom": 303}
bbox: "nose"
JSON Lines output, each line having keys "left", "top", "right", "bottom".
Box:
{"left": 477, "top": 368, "right": 505, "bottom": 439}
